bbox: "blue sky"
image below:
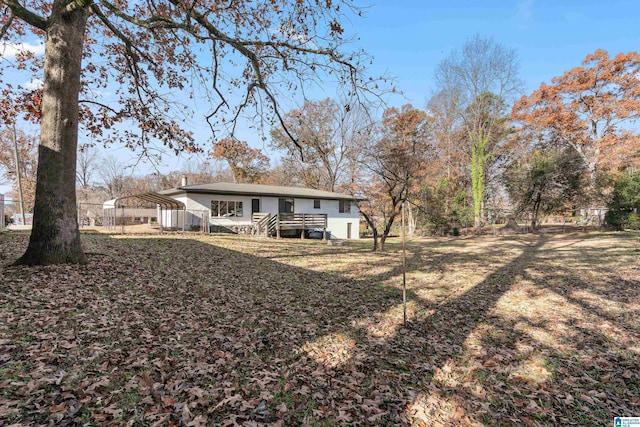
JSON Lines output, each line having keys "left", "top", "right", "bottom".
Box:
{"left": 1, "top": 0, "right": 640, "bottom": 195}
{"left": 356, "top": 0, "right": 640, "bottom": 104}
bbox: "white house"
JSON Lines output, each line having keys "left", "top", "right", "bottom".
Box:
{"left": 159, "top": 182, "right": 361, "bottom": 239}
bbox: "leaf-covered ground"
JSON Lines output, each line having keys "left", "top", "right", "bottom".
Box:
{"left": 1, "top": 230, "right": 639, "bottom": 426}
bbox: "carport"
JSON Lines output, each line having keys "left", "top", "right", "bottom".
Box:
{"left": 103, "top": 192, "right": 187, "bottom": 234}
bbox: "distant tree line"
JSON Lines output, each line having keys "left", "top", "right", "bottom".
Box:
{"left": 263, "top": 38, "right": 640, "bottom": 245}
{"left": 2, "top": 36, "right": 639, "bottom": 253}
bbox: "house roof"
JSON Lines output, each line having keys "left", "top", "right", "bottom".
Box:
{"left": 159, "top": 182, "right": 360, "bottom": 201}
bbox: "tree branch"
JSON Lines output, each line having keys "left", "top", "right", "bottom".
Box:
{"left": 79, "top": 99, "right": 121, "bottom": 115}
{"left": 93, "top": 0, "right": 368, "bottom": 160}
{"left": 0, "top": 0, "right": 47, "bottom": 30}
{"left": 90, "top": 3, "right": 157, "bottom": 66}
{"left": 261, "top": 83, "right": 302, "bottom": 154}
{"left": 205, "top": 40, "right": 229, "bottom": 134}
{"left": 0, "top": 9, "right": 14, "bottom": 41}
{"left": 98, "top": 0, "right": 190, "bottom": 31}
{"left": 179, "top": 2, "right": 308, "bottom": 153}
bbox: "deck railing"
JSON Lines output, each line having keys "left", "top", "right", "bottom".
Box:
{"left": 277, "top": 213, "right": 327, "bottom": 230}
{"left": 252, "top": 212, "right": 327, "bottom": 238}
{"left": 268, "top": 214, "right": 278, "bottom": 235}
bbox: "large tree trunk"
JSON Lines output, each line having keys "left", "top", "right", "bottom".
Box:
{"left": 371, "top": 227, "right": 379, "bottom": 251}
{"left": 15, "top": 7, "right": 89, "bottom": 265}
{"left": 531, "top": 192, "right": 542, "bottom": 231}
{"left": 360, "top": 211, "right": 378, "bottom": 251}
{"left": 379, "top": 210, "right": 398, "bottom": 251}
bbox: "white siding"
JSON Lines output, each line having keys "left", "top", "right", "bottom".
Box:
{"left": 276, "top": 197, "right": 360, "bottom": 239}
{"left": 171, "top": 194, "right": 189, "bottom": 207}
{"left": 174, "top": 192, "right": 360, "bottom": 239}
{"left": 261, "top": 197, "right": 279, "bottom": 215}
{"left": 288, "top": 197, "right": 360, "bottom": 239}
{"left": 315, "top": 199, "right": 360, "bottom": 240}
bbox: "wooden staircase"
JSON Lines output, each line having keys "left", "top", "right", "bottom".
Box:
{"left": 252, "top": 213, "right": 273, "bottom": 237}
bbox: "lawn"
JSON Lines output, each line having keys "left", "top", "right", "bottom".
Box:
{"left": 1, "top": 230, "right": 639, "bottom": 426}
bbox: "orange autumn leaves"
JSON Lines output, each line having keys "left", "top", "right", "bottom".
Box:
{"left": 512, "top": 49, "right": 640, "bottom": 178}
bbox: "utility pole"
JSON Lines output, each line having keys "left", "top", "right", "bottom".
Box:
{"left": 12, "top": 123, "right": 26, "bottom": 226}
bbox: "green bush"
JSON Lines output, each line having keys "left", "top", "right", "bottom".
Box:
{"left": 627, "top": 214, "right": 640, "bottom": 229}
{"left": 605, "top": 209, "right": 628, "bottom": 230}
{"left": 606, "top": 170, "right": 640, "bottom": 230}
{"left": 606, "top": 211, "right": 640, "bottom": 230}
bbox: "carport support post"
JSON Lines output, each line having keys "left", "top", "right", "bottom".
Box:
{"left": 121, "top": 205, "right": 125, "bottom": 234}
{"left": 301, "top": 215, "right": 305, "bottom": 239}
{"left": 276, "top": 214, "right": 281, "bottom": 239}
{"left": 182, "top": 208, "right": 186, "bottom": 232}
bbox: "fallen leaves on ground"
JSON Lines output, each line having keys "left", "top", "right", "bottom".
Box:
{"left": 0, "top": 230, "right": 638, "bottom": 426}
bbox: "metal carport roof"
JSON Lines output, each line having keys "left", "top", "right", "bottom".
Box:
{"left": 103, "top": 192, "right": 185, "bottom": 210}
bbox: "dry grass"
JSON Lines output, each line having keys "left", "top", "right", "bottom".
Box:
{"left": 1, "top": 230, "right": 639, "bottom": 426}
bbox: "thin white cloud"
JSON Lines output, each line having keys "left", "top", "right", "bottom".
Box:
{"left": 0, "top": 41, "right": 45, "bottom": 59}
{"left": 271, "top": 24, "right": 316, "bottom": 47}
{"left": 515, "top": 0, "right": 534, "bottom": 30}
{"left": 24, "top": 78, "right": 43, "bottom": 90}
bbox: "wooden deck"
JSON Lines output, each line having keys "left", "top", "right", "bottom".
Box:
{"left": 252, "top": 213, "right": 327, "bottom": 239}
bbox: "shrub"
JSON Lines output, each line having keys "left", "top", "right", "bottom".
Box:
{"left": 605, "top": 170, "right": 640, "bottom": 230}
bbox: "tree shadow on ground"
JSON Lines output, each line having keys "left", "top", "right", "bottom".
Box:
{"left": 321, "top": 236, "right": 550, "bottom": 425}
{"left": 0, "top": 232, "right": 638, "bottom": 426}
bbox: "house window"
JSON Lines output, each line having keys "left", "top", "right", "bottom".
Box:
{"left": 211, "top": 200, "right": 243, "bottom": 217}
{"left": 279, "top": 198, "right": 294, "bottom": 214}
{"left": 339, "top": 200, "right": 351, "bottom": 213}
{"left": 230, "top": 201, "right": 243, "bottom": 217}
{"left": 313, "top": 199, "right": 321, "bottom": 209}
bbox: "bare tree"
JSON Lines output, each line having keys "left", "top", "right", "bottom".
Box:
{"left": 98, "top": 155, "right": 128, "bottom": 200}
{"left": 156, "top": 161, "right": 233, "bottom": 190}
{"left": 260, "top": 158, "right": 308, "bottom": 188}
{"left": 271, "top": 98, "right": 372, "bottom": 192}
{"left": 0, "top": 126, "right": 38, "bottom": 212}
{"left": 434, "top": 35, "right": 523, "bottom": 228}
{"left": 76, "top": 145, "right": 98, "bottom": 188}
{"left": 423, "top": 88, "right": 470, "bottom": 227}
